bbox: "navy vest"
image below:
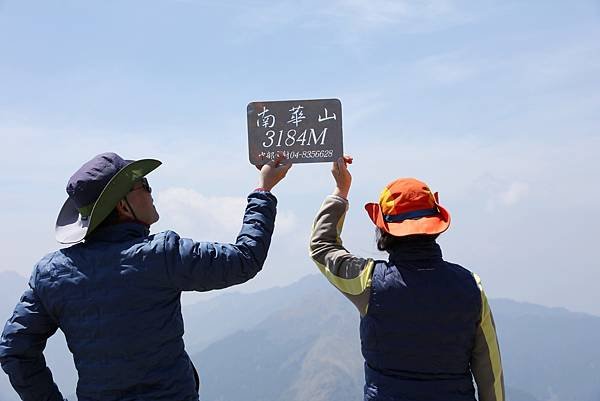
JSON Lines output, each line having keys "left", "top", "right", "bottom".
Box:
{"left": 360, "top": 239, "right": 481, "bottom": 401}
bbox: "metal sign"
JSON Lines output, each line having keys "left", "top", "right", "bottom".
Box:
{"left": 247, "top": 98, "right": 343, "bottom": 165}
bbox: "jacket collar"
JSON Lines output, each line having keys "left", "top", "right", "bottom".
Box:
{"left": 85, "top": 221, "right": 150, "bottom": 243}
{"left": 387, "top": 237, "right": 443, "bottom": 263}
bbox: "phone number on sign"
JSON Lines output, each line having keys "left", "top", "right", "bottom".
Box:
{"left": 259, "top": 149, "right": 334, "bottom": 160}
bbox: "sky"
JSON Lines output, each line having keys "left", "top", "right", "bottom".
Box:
{"left": 0, "top": 0, "right": 599, "bottom": 314}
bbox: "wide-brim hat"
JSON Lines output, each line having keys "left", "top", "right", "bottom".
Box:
{"left": 364, "top": 178, "right": 450, "bottom": 237}
{"left": 56, "top": 154, "right": 161, "bottom": 244}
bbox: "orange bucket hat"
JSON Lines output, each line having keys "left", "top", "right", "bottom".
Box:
{"left": 364, "top": 178, "right": 450, "bottom": 237}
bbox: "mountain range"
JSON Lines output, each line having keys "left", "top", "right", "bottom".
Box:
{"left": 0, "top": 271, "right": 599, "bottom": 401}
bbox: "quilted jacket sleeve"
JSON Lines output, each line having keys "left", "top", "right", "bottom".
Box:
{"left": 0, "top": 272, "right": 64, "bottom": 401}
{"left": 163, "top": 190, "right": 277, "bottom": 291}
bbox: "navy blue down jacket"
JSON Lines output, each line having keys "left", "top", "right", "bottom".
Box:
{"left": 0, "top": 190, "right": 276, "bottom": 401}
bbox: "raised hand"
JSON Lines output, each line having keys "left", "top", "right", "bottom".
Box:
{"left": 258, "top": 153, "right": 293, "bottom": 191}
{"left": 331, "top": 155, "right": 353, "bottom": 199}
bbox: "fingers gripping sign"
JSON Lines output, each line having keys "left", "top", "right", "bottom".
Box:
{"left": 257, "top": 152, "right": 293, "bottom": 192}
{"left": 331, "top": 155, "right": 353, "bottom": 200}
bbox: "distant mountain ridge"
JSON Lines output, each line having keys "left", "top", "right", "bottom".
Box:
{"left": 189, "top": 275, "right": 600, "bottom": 401}
{"left": 192, "top": 286, "right": 364, "bottom": 401}
{"left": 182, "top": 275, "right": 331, "bottom": 351}
{"left": 0, "top": 272, "right": 599, "bottom": 401}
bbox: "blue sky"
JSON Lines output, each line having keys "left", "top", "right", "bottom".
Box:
{"left": 1, "top": 1, "right": 599, "bottom": 314}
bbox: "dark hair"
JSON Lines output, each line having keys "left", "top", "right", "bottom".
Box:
{"left": 376, "top": 228, "right": 439, "bottom": 252}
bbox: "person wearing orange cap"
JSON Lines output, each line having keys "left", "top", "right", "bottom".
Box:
{"left": 309, "top": 156, "right": 504, "bottom": 401}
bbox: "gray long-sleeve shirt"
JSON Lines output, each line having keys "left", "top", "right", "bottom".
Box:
{"left": 309, "top": 195, "right": 505, "bottom": 401}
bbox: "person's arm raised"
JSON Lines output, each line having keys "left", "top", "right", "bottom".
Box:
{"left": 331, "top": 155, "right": 352, "bottom": 199}
{"left": 164, "top": 155, "right": 292, "bottom": 292}
{"left": 309, "top": 156, "right": 374, "bottom": 316}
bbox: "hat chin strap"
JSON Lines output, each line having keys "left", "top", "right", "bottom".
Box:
{"left": 122, "top": 195, "right": 150, "bottom": 228}
{"left": 124, "top": 196, "right": 140, "bottom": 222}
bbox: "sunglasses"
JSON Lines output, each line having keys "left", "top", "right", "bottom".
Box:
{"left": 130, "top": 177, "right": 152, "bottom": 194}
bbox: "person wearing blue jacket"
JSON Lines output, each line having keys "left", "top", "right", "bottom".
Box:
{"left": 310, "top": 156, "right": 505, "bottom": 401}
{"left": 0, "top": 152, "right": 291, "bottom": 401}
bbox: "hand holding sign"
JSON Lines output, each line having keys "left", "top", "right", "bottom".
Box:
{"left": 331, "top": 155, "right": 353, "bottom": 199}
{"left": 257, "top": 153, "right": 293, "bottom": 191}
{"left": 247, "top": 99, "right": 344, "bottom": 164}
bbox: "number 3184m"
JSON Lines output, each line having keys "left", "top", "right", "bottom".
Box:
{"left": 262, "top": 128, "right": 328, "bottom": 148}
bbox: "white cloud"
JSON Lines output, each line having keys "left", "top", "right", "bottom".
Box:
{"left": 500, "top": 181, "right": 529, "bottom": 206}
{"left": 229, "top": 0, "right": 476, "bottom": 44}
{"left": 481, "top": 180, "right": 530, "bottom": 212}
{"left": 329, "top": 0, "right": 463, "bottom": 27}
{"left": 512, "top": 41, "right": 600, "bottom": 89}
{"left": 154, "top": 187, "right": 297, "bottom": 242}
{"left": 413, "top": 52, "right": 478, "bottom": 85}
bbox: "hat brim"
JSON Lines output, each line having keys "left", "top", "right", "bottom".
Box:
{"left": 55, "top": 159, "right": 161, "bottom": 244}
{"left": 364, "top": 202, "right": 451, "bottom": 237}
